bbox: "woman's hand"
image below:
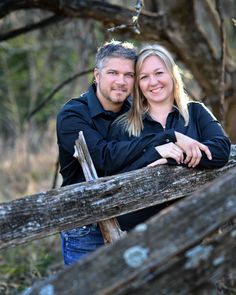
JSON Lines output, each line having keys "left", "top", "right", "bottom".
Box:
{"left": 155, "top": 142, "right": 184, "bottom": 164}
{"left": 147, "top": 158, "right": 167, "bottom": 167}
{"left": 175, "top": 132, "right": 212, "bottom": 168}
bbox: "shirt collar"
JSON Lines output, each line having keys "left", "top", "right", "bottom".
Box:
{"left": 87, "top": 84, "right": 105, "bottom": 118}
{"left": 87, "top": 83, "right": 131, "bottom": 118}
{"left": 144, "top": 105, "right": 179, "bottom": 121}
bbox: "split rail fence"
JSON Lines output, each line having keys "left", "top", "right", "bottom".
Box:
{"left": 1, "top": 145, "right": 236, "bottom": 295}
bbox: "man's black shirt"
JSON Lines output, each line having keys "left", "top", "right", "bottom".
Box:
{"left": 57, "top": 84, "right": 177, "bottom": 186}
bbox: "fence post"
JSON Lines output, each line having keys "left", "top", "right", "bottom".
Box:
{"left": 74, "top": 131, "right": 125, "bottom": 243}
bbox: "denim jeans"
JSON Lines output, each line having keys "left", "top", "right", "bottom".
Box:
{"left": 60, "top": 224, "right": 104, "bottom": 265}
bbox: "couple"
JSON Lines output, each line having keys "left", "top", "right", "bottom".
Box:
{"left": 56, "top": 40, "right": 230, "bottom": 265}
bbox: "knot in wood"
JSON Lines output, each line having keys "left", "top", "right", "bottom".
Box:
{"left": 123, "top": 245, "right": 149, "bottom": 268}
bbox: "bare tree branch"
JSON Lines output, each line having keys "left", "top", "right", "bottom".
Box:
{"left": 0, "top": 0, "right": 235, "bottom": 140}
{"left": 0, "top": 15, "right": 65, "bottom": 42}
{"left": 107, "top": 0, "right": 145, "bottom": 34}
{"left": 1, "top": 0, "right": 230, "bottom": 103}
{"left": 27, "top": 68, "right": 93, "bottom": 120}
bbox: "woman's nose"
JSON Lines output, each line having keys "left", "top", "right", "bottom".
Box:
{"left": 149, "top": 75, "right": 158, "bottom": 85}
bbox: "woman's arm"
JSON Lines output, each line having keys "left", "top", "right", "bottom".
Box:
{"left": 175, "top": 103, "right": 230, "bottom": 168}
{"left": 193, "top": 103, "right": 230, "bottom": 168}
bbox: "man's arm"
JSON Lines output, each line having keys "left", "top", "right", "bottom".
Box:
{"left": 57, "top": 109, "right": 176, "bottom": 175}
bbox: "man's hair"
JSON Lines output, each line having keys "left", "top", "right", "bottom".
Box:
{"left": 95, "top": 40, "right": 137, "bottom": 69}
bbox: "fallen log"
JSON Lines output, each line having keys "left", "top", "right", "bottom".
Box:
{"left": 23, "top": 166, "right": 236, "bottom": 295}
{"left": 0, "top": 145, "right": 235, "bottom": 249}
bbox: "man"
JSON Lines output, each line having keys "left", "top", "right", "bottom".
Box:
{"left": 57, "top": 40, "right": 179, "bottom": 265}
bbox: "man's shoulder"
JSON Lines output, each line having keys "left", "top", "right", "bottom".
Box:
{"left": 56, "top": 95, "right": 92, "bottom": 131}
{"left": 59, "top": 92, "right": 89, "bottom": 113}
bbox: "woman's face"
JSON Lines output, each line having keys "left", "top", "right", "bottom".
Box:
{"left": 138, "top": 55, "right": 174, "bottom": 106}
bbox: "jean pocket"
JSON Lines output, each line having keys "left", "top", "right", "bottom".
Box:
{"left": 66, "top": 226, "right": 91, "bottom": 238}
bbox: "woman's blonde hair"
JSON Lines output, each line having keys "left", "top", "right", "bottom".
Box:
{"left": 118, "top": 44, "right": 190, "bottom": 137}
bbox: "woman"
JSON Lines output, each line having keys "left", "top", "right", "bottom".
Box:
{"left": 107, "top": 44, "right": 231, "bottom": 230}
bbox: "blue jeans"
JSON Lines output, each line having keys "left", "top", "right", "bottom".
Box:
{"left": 60, "top": 224, "right": 104, "bottom": 265}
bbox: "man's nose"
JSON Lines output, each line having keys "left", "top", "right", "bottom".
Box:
{"left": 115, "top": 74, "right": 126, "bottom": 84}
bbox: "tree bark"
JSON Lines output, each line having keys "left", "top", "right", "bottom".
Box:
{"left": 0, "top": 0, "right": 235, "bottom": 140}
{"left": 22, "top": 166, "right": 236, "bottom": 295}
{"left": 0, "top": 145, "right": 235, "bottom": 250}
{"left": 0, "top": 0, "right": 235, "bottom": 96}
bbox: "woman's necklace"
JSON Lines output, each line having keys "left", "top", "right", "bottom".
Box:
{"left": 149, "top": 112, "right": 166, "bottom": 129}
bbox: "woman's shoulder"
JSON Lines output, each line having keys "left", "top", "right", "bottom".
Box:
{"left": 187, "top": 101, "right": 211, "bottom": 114}
{"left": 187, "top": 100, "right": 205, "bottom": 109}
{"left": 187, "top": 100, "right": 217, "bottom": 121}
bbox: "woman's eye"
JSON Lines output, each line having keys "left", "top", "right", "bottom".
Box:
{"left": 140, "top": 76, "right": 147, "bottom": 80}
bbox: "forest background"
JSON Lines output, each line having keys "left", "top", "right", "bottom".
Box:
{"left": 0, "top": 0, "right": 235, "bottom": 294}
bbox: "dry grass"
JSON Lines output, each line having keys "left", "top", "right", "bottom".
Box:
{"left": 0, "top": 121, "right": 61, "bottom": 201}
{"left": 0, "top": 121, "right": 63, "bottom": 294}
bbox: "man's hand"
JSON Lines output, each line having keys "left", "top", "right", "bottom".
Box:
{"left": 155, "top": 142, "right": 184, "bottom": 164}
{"left": 175, "top": 132, "right": 212, "bottom": 168}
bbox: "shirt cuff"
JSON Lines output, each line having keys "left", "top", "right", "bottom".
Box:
{"left": 164, "top": 128, "right": 176, "bottom": 143}
{"left": 142, "top": 145, "right": 162, "bottom": 164}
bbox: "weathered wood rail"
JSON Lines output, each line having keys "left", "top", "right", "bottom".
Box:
{"left": 0, "top": 145, "right": 236, "bottom": 250}
{"left": 75, "top": 131, "right": 125, "bottom": 243}
{"left": 24, "top": 164, "right": 236, "bottom": 295}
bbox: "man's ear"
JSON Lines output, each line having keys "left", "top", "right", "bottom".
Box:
{"left": 94, "top": 68, "right": 99, "bottom": 84}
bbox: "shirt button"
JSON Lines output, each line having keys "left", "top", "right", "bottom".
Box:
{"left": 143, "top": 149, "right": 146, "bottom": 152}
{"left": 166, "top": 139, "right": 170, "bottom": 143}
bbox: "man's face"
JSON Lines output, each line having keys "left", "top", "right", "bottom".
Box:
{"left": 94, "top": 57, "right": 135, "bottom": 112}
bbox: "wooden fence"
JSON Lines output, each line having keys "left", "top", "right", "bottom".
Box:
{"left": 1, "top": 145, "right": 236, "bottom": 294}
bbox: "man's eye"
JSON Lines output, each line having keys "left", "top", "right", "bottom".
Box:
{"left": 126, "top": 73, "right": 134, "bottom": 78}
{"left": 108, "top": 71, "right": 116, "bottom": 75}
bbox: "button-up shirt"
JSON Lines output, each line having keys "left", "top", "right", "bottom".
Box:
{"left": 56, "top": 84, "right": 177, "bottom": 186}
{"left": 107, "top": 102, "right": 231, "bottom": 173}
{"left": 106, "top": 101, "right": 231, "bottom": 230}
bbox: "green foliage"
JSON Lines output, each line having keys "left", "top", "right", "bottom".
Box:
{"left": 0, "top": 235, "right": 62, "bottom": 295}
{"left": 0, "top": 12, "right": 102, "bottom": 141}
